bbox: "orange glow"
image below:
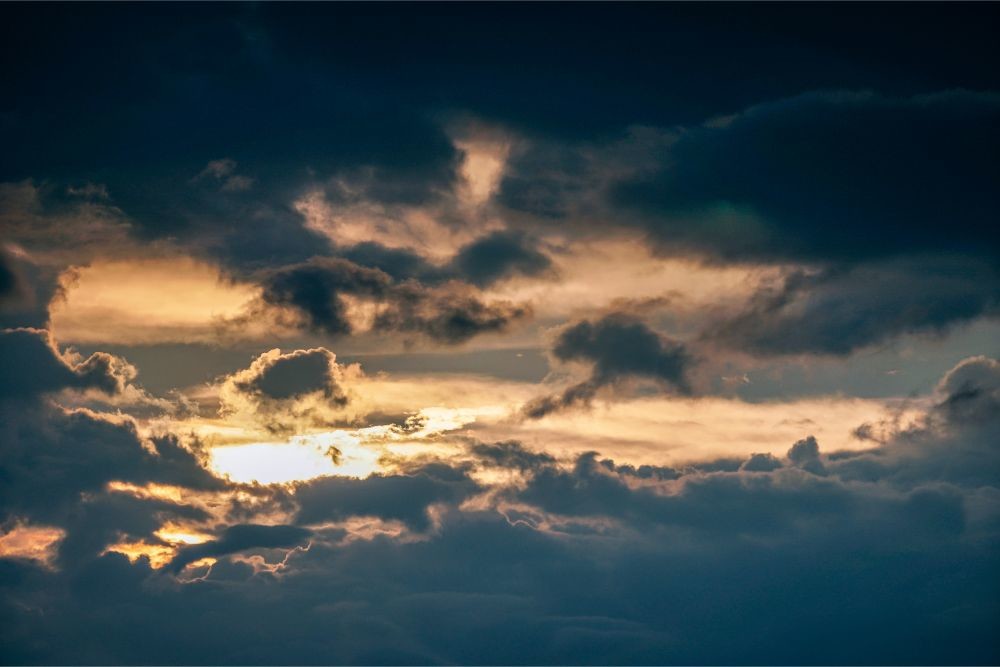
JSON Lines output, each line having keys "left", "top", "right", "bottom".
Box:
{"left": 154, "top": 522, "right": 212, "bottom": 546}
{"left": 0, "top": 523, "right": 65, "bottom": 568}
{"left": 103, "top": 540, "right": 177, "bottom": 568}
{"left": 49, "top": 257, "right": 270, "bottom": 344}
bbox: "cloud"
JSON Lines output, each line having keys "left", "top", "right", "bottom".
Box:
{"left": 787, "top": 435, "right": 826, "bottom": 475}
{"left": 611, "top": 91, "right": 1000, "bottom": 264}
{"left": 524, "top": 313, "right": 693, "bottom": 417}
{"left": 739, "top": 452, "right": 783, "bottom": 472}
{"left": 707, "top": 258, "right": 1000, "bottom": 355}
{"left": 165, "top": 524, "right": 312, "bottom": 573}
{"left": 0, "top": 327, "right": 135, "bottom": 399}
{"left": 0, "top": 249, "right": 28, "bottom": 308}
{"left": 1, "top": 357, "right": 998, "bottom": 664}
{"left": 259, "top": 256, "right": 532, "bottom": 344}
{"left": 218, "top": 347, "right": 359, "bottom": 434}
{"left": 934, "top": 355, "right": 1000, "bottom": 425}
{"left": 295, "top": 462, "right": 480, "bottom": 531}
{"left": 231, "top": 348, "right": 349, "bottom": 403}
{"left": 448, "top": 230, "right": 553, "bottom": 287}
{"left": 494, "top": 92, "right": 1000, "bottom": 356}
{"left": 0, "top": 328, "right": 222, "bottom": 558}
{"left": 259, "top": 257, "right": 393, "bottom": 335}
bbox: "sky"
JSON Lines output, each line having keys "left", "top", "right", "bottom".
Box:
{"left": 1, "top": 3, "right": 999, "bottom": 664}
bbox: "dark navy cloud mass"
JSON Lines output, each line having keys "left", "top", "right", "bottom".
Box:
{"left": 1, "top": 356, "right": 998, "bottom": 664}
{"left": 1, "top": 4, "right": 999, "bottom": 666}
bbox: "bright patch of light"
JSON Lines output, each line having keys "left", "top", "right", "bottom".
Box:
{"left": 104, "top": 541, "right": 177, "bottom": 568}
{"left": 208, "top": 432, "right": 381, "bottom": 484}
{"left": 154, "top": 522, "right": 211, "bottom": 545}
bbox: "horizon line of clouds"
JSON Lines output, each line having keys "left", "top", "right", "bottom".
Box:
{"left": 2, "top": 326, "right": 998, "bottom": 662}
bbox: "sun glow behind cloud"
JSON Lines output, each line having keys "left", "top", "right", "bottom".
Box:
{"left": 208, "top": 432, "right": 382, "bottom": 484}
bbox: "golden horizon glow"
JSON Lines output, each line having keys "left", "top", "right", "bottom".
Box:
{"left": 48, "top": 257, "right": 273, "bottom": 344}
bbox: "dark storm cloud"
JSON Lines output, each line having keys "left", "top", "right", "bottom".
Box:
{"left": 295, "top": 463, "right": 480, "bottom": 532}
{"left": 494, "top": 92, "right": 1000, "bottom": 356}
{"left": 259, "top": 256, "right": 531, "bottom": 345}
{"left": 1, "top": 4, "right": 999, "bottom": 663}
{"left": 787, "top": 435, "right": 826, "bottom": 475}
{"left": 524, "top": 313, "right": 693, "bottom": 418}
{"left": 707, "top": 258, "right": 1000, "bottom": 356}
{"left": 372, "top": 282, "right": 531, "bottom": 345}
{"left": 4, "top": 359, "right": 999, "bottom": 664}
{"left": 0, "top": 328, "right": 134, "bottom": 399}
{"left": 0, "top": 401, "right": 215, "bottom": 525}
{"left": 0, "top": 334, "right": 221, "bottom": 529}
{"left": 4, "top": 4, "right": 996, "bottom": 279}
{"left": 739, "top": 452, "right": 784, "bottom": 473}
{"left": 166, "top": 524, "right": 313, "bottom": 574}
{"left": 259, "top": 257, "right": 391, "bottom": 335}
{"left": 339, "top": 243, "right": 447, "bottom": 284}
{"left": 613, "top": 91, "right": 1000, "bottom": 263}
{"left": 0, "top": 251, "right": 27, "bottom": 307}
{"left": 56, "top": 492, "right": 212, "bottom": 568}
{"left": 234, "top": 348, "right": 346, "bottom": 403}
{"left": 448, "top": 230, "right": 553, "bottom": 287}
{"left": 339, "top": 232, "right": 553, "bottom": 289}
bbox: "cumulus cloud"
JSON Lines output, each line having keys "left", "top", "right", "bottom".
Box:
{"left": 219, "top": 347, "right": 360, "bottom": 434}
{"left": 934, "top": 355, "right": 1000, "bottom": 425}
{"left": 232, "top": 348, "right": 349, "bottom": 403}
{"left": 0, "top": 327, "right": 135, "bottom": 399}
{"left": 448, "top": 230, "right": 553, "bottom": 287}
{"left": 524, "top": 313, "right": 693, "bottom": 417}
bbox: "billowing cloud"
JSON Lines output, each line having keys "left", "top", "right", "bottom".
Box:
{"left": 231, "top": 348, "right": 348, "bottom": 403}
{"left": 448, "top": 230, "right": 553, "bottom": 287}
{"left": 0, "top": 330, "right": 221, "bottom": 536}
{"left": 0, "top": 327, "right": 135, "bottom": 398}
{"left": 1, "top": 6, "right": 997, "bottom": 663}
{"left": 218, "top": 347, "right": 359, "bottom": 434}
{"left": 524, "top": 313, "right": 693, "bottom": 417}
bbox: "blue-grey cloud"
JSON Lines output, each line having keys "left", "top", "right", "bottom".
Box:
{"left": 707, "top": 257, "right": 1000, "bottom": 355}
{"left": 233, "top": 348, "right": 346, "bottom": 403}
{"left": 611, "top": 91, "right": 1000, "bottom": 264}
{"left": 0, "top": 328, "right": 134, "bottom": 399}
{"left": 4, "top": 357, "right": 998, "bottom": 664}
{"left": 166, "top": 524, "right": 313, "bottom": 574}
{"left": 259, "top": 256, "right": 531, "bottom": 344}
{"left": 524, "top": 313, "right": 693, "bottom": 418}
